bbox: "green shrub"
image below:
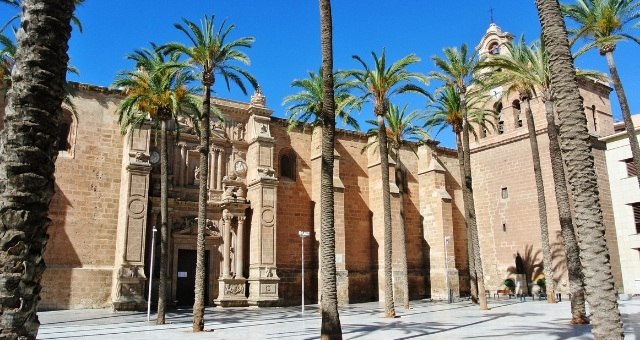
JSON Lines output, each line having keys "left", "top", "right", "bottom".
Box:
{"left": 504, "top": 278, "right": 515, "bottom": 290}
{"left": 537, "top": 278, "right": 546, "bottom": 290}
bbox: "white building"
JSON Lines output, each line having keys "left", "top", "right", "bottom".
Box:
{"left": 603, "top": 115, "right": 640, "bottom": 295}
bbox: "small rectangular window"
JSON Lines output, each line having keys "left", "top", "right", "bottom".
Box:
{"left": 626, "top": 158, "right": 637, "bottom": 177}
{"left": 501, "top": 187, "right": 508, "bottom": 199}
{"left": 632, "top": 202, "right": 640, "bottom": 234}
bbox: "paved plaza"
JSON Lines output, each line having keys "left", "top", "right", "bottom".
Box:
{"left": 38, "top": 297, "right": 640, "bottom": 339}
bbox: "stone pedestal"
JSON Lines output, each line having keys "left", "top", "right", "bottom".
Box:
{"left": 516, "top": 273, "right": 529, "bottom": 296}
{"left": 216, "top": 278, "right": 248, "bottom": 307}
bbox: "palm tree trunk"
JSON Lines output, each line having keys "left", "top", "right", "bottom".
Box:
{"left": 376, "top": 107, "right": 396, "bottom": 318}
{"left": 157, "top": 119, "right": 169, "bottom": 325}
{"left": 456, "top": 134, "right": 477, "bottom": 304}
{"left": 542, "top": 94, "right": 588, "bottom": 324}
{"left": 522, "top": 98, "right": 556, "bottom": 303}
{"left": 460, "top": 90, "right": 487, "bottom": 310}
{"left": 395, "top": 146, "right": 409, "bottom": 310}
{"left": 318, "top": 0, "right": 342, "bottom": 338}
{"left": 534, "top": 0, "right": 623, "bottom": 337}
{"left": 0, "top": 1, "right": 74, "bottom": 338}
{"left": 193, "top": 83, "right": 211, "bottom": 332}
{"left": 605, "top": 50, "right": 640, "bottom": 189}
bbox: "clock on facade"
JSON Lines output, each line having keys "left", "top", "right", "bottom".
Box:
{"left": 234, "top": 160, "right": 247, "bottom": 176}
{"left": 149, "top": 150, "right": 160, "bottom": 165}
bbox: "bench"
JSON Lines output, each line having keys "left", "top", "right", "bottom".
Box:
{"left": 494, "top": 289, "right": 515, "bottom": 299}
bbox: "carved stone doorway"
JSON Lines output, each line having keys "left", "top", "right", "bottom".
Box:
{"left": 175, "top": 249, "right": 210, "bottom": 306}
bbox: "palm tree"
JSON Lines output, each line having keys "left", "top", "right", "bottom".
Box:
{"left": 562, "top": 0, "right": 640, "bottom": 190}
{"left": 365, "top": 104, "right": 430, "bottom": 310}
{"left": 318, "top": 0, "right": 342, "bottom": 337}
{"left": 424, "top": 85, "right": 493, "bottom": 305}
{"left": 0, "top": 32, "right": 15, "bottom": 86}
{"left": 344, "top": 50, "right": 427, "bottom": 318}
{"left": 0, "top": 1, "right": 75, "bottom": 338}
{"left": 283, "top": 68, "right": 360, "bottom": 131}
{"left": 163, "top": 15, "right": 257, "bottom": 332}
{"left": 113, "top": 46, "right": 200, "bottom": 326}
{"left": 430, "top": 44, "right": 488, "bottom": 310}
{"left": 534, "top": 0, "right": 624, "bottom": 337}
{"left": 481, "top": 36, "right": 557, "bottom": 303}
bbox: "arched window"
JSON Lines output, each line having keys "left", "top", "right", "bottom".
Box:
{"left": 279, "top": 149, "right": 297, "bottom": 181}
{"left": 512, "top": 100, "right": 522, "bottom": 128}
{"left": 488, "top": 41, "right": 500, "bottom": 55}
{"left": 494, "top": 102, "right": 504, "bottom": 134}
{"left": 58, "top": 109, "right": 76, "bottom": 157}
{"left": 591, "top": 105, "right": 598, "bottom": 132}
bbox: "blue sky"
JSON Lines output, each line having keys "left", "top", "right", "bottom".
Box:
{"left": 1, "top": 1, "right": 638, "bottom": 148}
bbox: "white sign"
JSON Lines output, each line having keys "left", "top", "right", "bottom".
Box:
{"left": 178, "top": 271, "right": 187, "bottom": 278}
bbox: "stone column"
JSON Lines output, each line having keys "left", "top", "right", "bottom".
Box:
{"left": 310, "top": 127, "right": 349, "bottom": 305}
{"left": 180, "top": 144, "right": 187, "bottom": 186}
{"left": 417, "top": 144, "right": 459, "bottom": 300}
{"left": 111, "top": 125, "right": 152, "bottom": 311}
{"left": 246, "top": 90, "right": 280, "bottom": 306}
{"left": 366, "top": 136, "right": 401, "bottom": 305}
{"left": 208, "top": 149, "right": 215, "bottom": 191}
{"left": 236, "top": 215, "right": 246, "bottom": 279}
{"left": 217, "top": 149, "right": 223, "bottom": 190}
{"left": 222, "top": 209, "right": 232, "bottom": 278}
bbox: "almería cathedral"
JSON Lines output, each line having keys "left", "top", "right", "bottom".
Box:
{"left": 0, "top": 24, "right": 623, "bottom": 310}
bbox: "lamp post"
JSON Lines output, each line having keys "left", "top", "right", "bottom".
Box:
{"left": 444, "top": 235, "right": 452, "bottom": 303}
{"left": 147, "top": 227, "right": 157, "bottom": 321}
{"left": 298, "top": 230, "right": 310, "bottom": 314}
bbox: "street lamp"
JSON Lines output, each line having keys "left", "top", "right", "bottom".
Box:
{"left": 444, "top": 235, "right": 452, "bottom": 303}
{"left": 298, "top": 230, "right": 310, "bottom": 314}
{"left": 147, "top": 227, "right": 157, "bottom": 321}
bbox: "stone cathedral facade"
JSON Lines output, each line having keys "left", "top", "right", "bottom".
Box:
{"left": 0, "top": 24, "right": 624, "bottom": 310}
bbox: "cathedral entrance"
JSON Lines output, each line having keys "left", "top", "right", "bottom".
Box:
{"left": 175, "top": 249, "right": 210, "bottom": 306}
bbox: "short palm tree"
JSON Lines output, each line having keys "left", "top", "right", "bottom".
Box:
{"left": 283, "top": 68, "right": 360, "bottom": 131}
{"left": 163, "top": 15, "right": 257, "bottom": 332}
{"left": 113, "top": 46, "right": 200, "bottom": 326}
{"left": 430, "top": 44, "right": 488, "bottom": 310}
{"left": 343, "top": 50, "right": 428, "bottom": 318}
{"left": 365, "top": 104, "right": 430, "bottom": 310}
{"left": 0, "top": 1, "right": 75, "bottom": 338}
{"left": 424, "top": 85, "right": 493, "bottom": 305}
{"left": 534, "top": 0, "right": 624, "bottom": 337}
{"left": 562, "top": 0, "right": 640, "bottom": 190}
{"left": 481, "top": 36, "right": 558, "bottom": 304}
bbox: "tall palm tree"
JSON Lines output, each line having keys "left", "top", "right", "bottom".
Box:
{"left": 318, "top": 0, "right": 342, "bottom": 338}
{"left": 282, "top": 67, "right": 361, "bottom": 340}
{"left": 534, "top": 0, "right": 624, "bottom": 337}
{"left": 163, "top": 15, "right": 257, "bottom": 332}
{"left": 481, "top": 36, "right": 557, "bottom": 303}
{"left": 431, "top": 44, "right": 488, "bottom": 310}
{"left": 562, "top": 0, "right": 640, "bottom": 190}
{"left": 344, "top": 50, "right": 427, "bottom": 318}
{"left": 424, "top": 85, "right": 493, "bottom": 305}
{"left": 283, "top": 68, "right": 360, "bottom": 131}
{"left": 0, "top": 1, "right": 75, "bottom": 338}
{"left": 113, "top": 46, "right": 200, "bottom": 326}
{"left": 365, "top": 104, "right": 430, "bottom": 310}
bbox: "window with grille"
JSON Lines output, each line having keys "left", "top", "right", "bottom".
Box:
{"left": 626, "top": 158, "right": 637, "bottom": 177}
{"left": 632, "top": 202, "right": 640, "bottom": 234}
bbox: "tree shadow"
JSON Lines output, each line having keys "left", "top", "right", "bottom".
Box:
{"left": 506, "top": 244, "right": 543, "bottom": 289}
